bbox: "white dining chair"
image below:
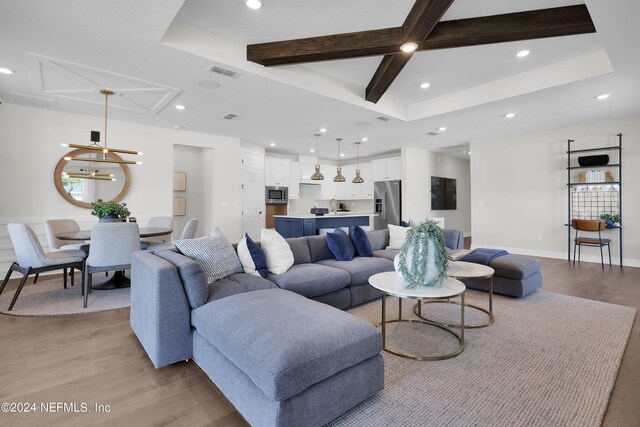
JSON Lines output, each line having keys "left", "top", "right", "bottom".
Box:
{"left": 0, "top": 223, "right": 86, "bottom": 311}
{"left": 84, "top": 222, "right": 140, "bottom": 308}
{"left": 146, "top": 218, "right": 199, "bottom": 251}
{"left": 44, "top": 219, "right": 90, "bottom": 285}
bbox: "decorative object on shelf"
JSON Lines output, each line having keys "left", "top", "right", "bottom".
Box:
{"left": 173, "top": 172, "right": 186, "bottom": 191}
{"left": 599, "top": 213, "right": 621, "bottom": 228}
{"left": 311, "top": 133, "right": 324, "bottom": 180}
{"left": 90, "top": 199, "right": 130, "bottom": 222}
{"left": 61, "top": 90, "right": 143, "bottom": 166}
{"left": 394, "top": 219, "right": 448, "bottom": 288}
{"left": 612, "top": 213, "right": 621, "bottom": 227}
{"left": 352, "top": 140, "right": 365, "bottom": 183}
{"left": 333, "top": 138, "right": 345, "bottom": 182}
{"left": 173, "top": 197, "right": 186, "bottom": 216}
{"left": 578, "top": 154, "right": 609, "bottom": 167}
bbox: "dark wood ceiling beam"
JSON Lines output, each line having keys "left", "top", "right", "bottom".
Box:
{"left": 365, "top": 0, "right": 454, "bottom": 103}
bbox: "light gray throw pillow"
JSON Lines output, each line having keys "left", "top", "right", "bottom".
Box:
{"left": 174, "top": 228, "right": 243, "bottom": 283}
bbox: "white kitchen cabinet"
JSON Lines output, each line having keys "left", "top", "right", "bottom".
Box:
{"left": 357, "top": 163, "right": 374, "bottom": 198}
{"left": 320, "top": 164, "right": 335, "bottom": 199}
{"left": 298, "top": 161, "right": 316, "bottom": 181}
{"left": 289, "top": 161, "right": 300, "bottom": 199}
{"left": 372, "top": 157, "right": 401, "bottom": 181}
{"left": 265, "top": 157, "right": 290, "bottom": 187}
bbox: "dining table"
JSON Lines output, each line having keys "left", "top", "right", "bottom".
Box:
{"left": 56, "top": 227, "right": 173, "bottom": 290}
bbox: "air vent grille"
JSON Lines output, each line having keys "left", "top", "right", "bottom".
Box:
{"left": 208, "top": 65, "right": 242, "bottom": 79}
{"left": 427, "top": 131, "right": 440, "bottom": 136}
{"left": 221, "top": 113, "right": 239, "bottom": 120}
{"left": 376, "top": 116, "right": 391, "bottom": 122}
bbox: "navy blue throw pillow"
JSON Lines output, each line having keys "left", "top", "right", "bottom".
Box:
{"left": 246, "top": 234, "right": 268, "bottom": 278}
{"left": 349, "top": 226, "right": 373, "bottom": 257}
{"left": 326, "top": 228, "right": 355, "bottom": 261}
{"left": 400, "top": 220, "right": 411, "bottom": 228}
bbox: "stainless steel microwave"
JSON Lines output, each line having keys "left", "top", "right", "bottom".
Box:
{"left": 265, "top": 186, "right": 288, "bottom": 204}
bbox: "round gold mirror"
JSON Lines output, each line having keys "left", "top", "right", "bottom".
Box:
{"left": 54, "top": 148, "right": 132, "bottom": 209}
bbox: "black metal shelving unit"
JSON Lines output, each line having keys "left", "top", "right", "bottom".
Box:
{"left": 566, "top": 133, "right": 622, "bottom": 266}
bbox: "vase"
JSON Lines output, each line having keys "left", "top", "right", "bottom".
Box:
{"left": 605, "top": 218, "right": 614, "bottom": 227}
{"left": 394, "top": 236, "right": 439, "bottom": 285}
{"left": 99, "top": 215, "right": 121, "bottom": 223}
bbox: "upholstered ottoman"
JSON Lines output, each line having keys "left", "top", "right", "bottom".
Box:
{"left": 462, "top": 254, "right": 542, "bottom": 298}
{"left": 191, "top": 288, "right": 384, "bottom": 427}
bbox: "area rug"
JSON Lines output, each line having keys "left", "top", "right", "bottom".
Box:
{"left": 331, "top": 290, "right": 636, "bottom": 427}
{"left": 0, "top": 273, "right": 130, "bottom": 316}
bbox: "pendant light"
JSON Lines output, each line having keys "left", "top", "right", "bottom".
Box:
{"left": 333, "top": 138, "right": 346, "bottom": 182}
{"left": 352, "top": 140, "right": 365, "bottom": 183}
{"left": 62, "top": 89, "right": 143, "bottom": 165}
{"left": 311, "top": 133, "right": 324, "bottom": 180}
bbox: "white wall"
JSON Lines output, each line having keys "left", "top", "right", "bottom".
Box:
{"left": 401, "top": 147, "right": 472, "bottom": 233}
{"left": 470, "top": 116, "right": 639, "bottom": 266}
{"left": 0, "top": 104, "right": 242, "bottom": 275}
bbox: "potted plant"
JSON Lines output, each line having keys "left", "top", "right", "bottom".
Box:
{"left": 599, "top": 213, "right": 614, "bottom": 227}
{"left": 394, "top": 219, "right": 448, "bottom": 288}
{"left": 612, "top": 213, "right": 621, "bottom": 227}
{"left": 90, "top": 199, "right": 131, "bottom": 223}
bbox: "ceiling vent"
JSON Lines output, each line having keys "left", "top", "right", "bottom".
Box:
{"left": 208, "top": 65, "right": 242, "bottom": 79}
{"left": 376, "top": 116, "right": 392, "bottom": 122}
{"left": 221, "top": 113, "right": 239, "bottom": 120}
{"left": 427, "top": 131, "right": 440, "bottom": 136}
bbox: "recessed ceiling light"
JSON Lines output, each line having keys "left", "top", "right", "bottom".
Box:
{"left": 319, "top": 128, "right": 327, "bottom": 133}
{"left": 419, "top": 82, "right": 431, "bottom": 89}
{"left": 246, "top": 0, "right": 263, "bottom": 9}
{"left": 0, "top": 67, "right": 13, "bottom": 74}
{"left": 595, "top": 94, "right": 610, "bottom": 100}
{"left": 504, "top": 113, "right": 516, "bottom": 118}
{"left": 468, "top": 151, "right": 471, "bottom": 155}
{"left": 516, "top": 50, "right": 530, "bottom": 58}
{"left": 340, "top": 153, "right": 345, "bottom": 157}
{"left": 309, "top": 148, "right": 315, "bottom": 152}
{"left": 269, "top": 142, "right": 276, "bottom": 146}
{"left": 438, "top": 127, "right": 447, "bottom": 132}
{"left": 173, "top": 125, "right": 182, "bottom": 129}
{"left": 361, "top": 137, "right": 368, "bottom": 142}
{"left": 175, "top": 105, "right": 186, "bottom": 110}
{"left": 400, "top": 42, "right": 418, "bottom": 53}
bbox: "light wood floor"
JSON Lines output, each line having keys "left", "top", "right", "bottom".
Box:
{"left": 1, "top": 258, "right": 638, "bottom": 426}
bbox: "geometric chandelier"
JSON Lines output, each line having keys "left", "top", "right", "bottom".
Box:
{"left": 62, "top": 89, "right": 143, "bottom": 166}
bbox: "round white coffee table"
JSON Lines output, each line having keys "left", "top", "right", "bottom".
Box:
{"left": 414, "top": 261, "right": 495, "bottom": 328}
{"left": 369, "top": 271, "right": 466, "bottom": 361}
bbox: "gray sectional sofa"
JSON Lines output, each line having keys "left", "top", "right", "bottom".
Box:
{"left": 130, "top": 227, "right": 540, "bottom": 427}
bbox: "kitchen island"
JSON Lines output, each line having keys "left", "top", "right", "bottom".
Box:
{"left": 274, "top": 213, "right": 378, "bottom": 238}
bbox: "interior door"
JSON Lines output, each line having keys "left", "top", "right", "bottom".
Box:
{"left": 241, "top": 149, "right": 264, "bottom": 240}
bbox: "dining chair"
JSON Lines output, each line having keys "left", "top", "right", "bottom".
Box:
{"left": 0, "top": 223, "right": 86, "bottom": 311}
{"left": 84, "top": 222, "right": 140, "bottom": 308}
{"left": 146, "top": 218, "right": 199, "bottom": 251}
{"left": 44, "top": 219, "right": 90, "bottom": 285}
{"left": 572, "top": 219, "right": 611, "bottom": 269}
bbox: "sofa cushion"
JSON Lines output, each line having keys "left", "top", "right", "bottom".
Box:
{"left": 317, "top": 257, "right": 395, "bottom": 286}
{"left": 387, "top": 224, "right": 409, "bottom": 249}
{"left": 174, "top": 227, "right": 243, "bottom": 283}
{"left": 286, "top": 237, "right": 312, "bottom": 265}
{"left": 154, "top": 249, "right": 208, "bottom": 309}
{"left": 237, "top": 234, "right": 268, "bottom": 278}
{"left": 266, "top": 264, "right": 350, "bottom": 298}
{"left": 373, "top": 249, "right": 399, "bottom": 261}
{"left": 326, "top": 228, "right": 355, "bottom": 261}
{"left": 366, "top": 230, "right": 389, "bottom": 251}
{"left": 490, "top": 254, "right": 541, "bottom": 280}
{"left": 443, "top": 229, "right": 464, "bottom": 250}
{"left": 261, "top": 229, "right": 294, "bottom": 274}
{"left": 191, "top": 288, "right": 382, "bottom": 401}
{"left": 207, "top": 273, "right": 278, "bottom": 303}
{"left": 307, "top": 235, "right": 335, "bottom": 262}
{"left": 350, "top": 226, "right": 373, "bottom": 257}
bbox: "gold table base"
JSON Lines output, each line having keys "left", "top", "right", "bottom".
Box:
{"left": 377, "top": 292, "right": 465, "bottom": 361}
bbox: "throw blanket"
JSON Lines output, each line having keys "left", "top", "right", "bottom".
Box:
{"left": 459, "top": 248, "right": 508, "bottom": 265}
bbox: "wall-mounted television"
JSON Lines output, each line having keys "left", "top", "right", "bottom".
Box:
{"left": 431, "top": 176, "right": 457, "bottom": 210}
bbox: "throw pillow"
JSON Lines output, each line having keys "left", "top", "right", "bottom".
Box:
{"left": 349, "top": 225, "right": 373, "bottom": 257}
{"left": 174, "top": 227, "right": 243, "bottom": 283}
{"left": 400, "top": 220, "right": 411, "bottom": 227}
{"left": 260, "top": 229, "right": 294, "bottom": 274}
{"left": 387, "top": 223, "right": 410, "bottom": 249}
{"left": 326, "top": 228, "right": 355, "bottom": 261}
{"left": 237, "top": 233, "right": 268, "bottom": 278}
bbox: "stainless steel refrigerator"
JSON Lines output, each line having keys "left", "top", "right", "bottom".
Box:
{"left": 374, "top": 180, "right": 401, "bottom": 230}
